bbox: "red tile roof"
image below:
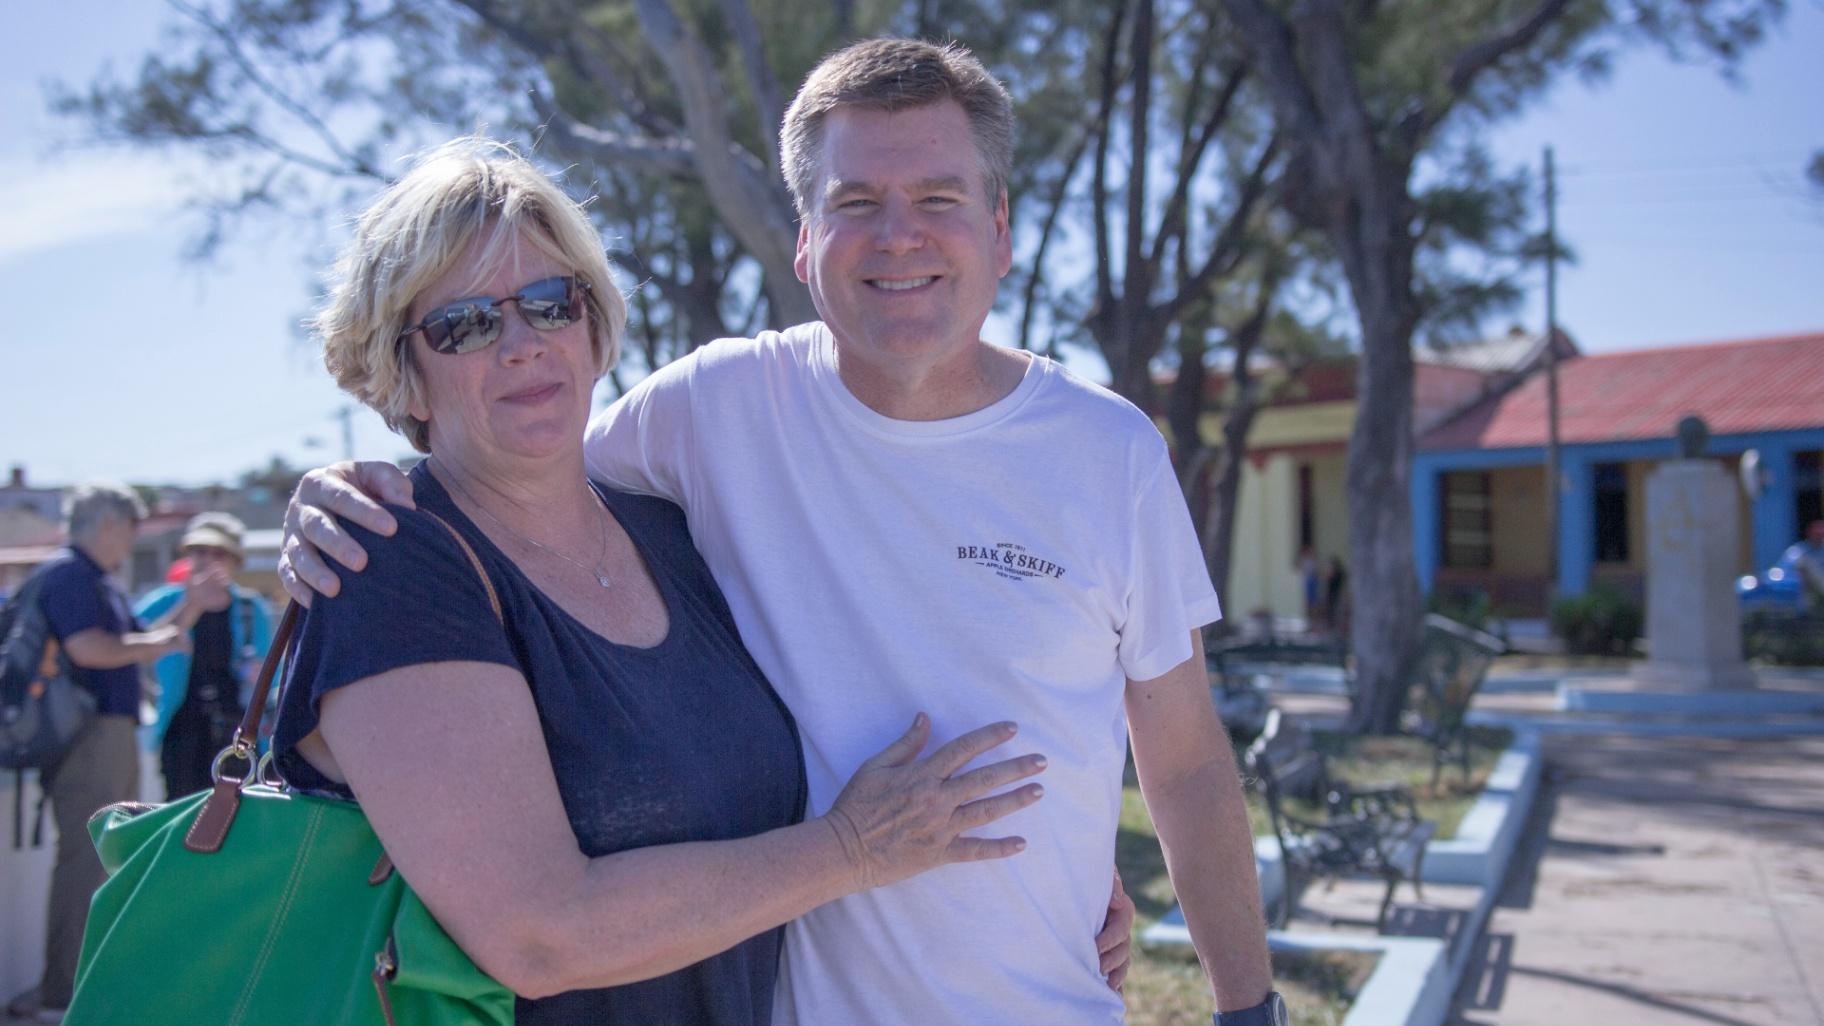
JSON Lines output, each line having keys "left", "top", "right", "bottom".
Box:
{"left": 1419, "top": 332, "right": 1824, "bottom": 451}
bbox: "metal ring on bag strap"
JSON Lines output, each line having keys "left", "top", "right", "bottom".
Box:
{"left": 223, "top": 599, "right": 302, "bottom": 777}
{"left": 210, "top": 743, "right": 259, "bottom": 788}
{"left": 255, "top": 749, "right": 284, "bottom": 788}
{"left": 183, "top": 600, "right": 301, "bottom": 853}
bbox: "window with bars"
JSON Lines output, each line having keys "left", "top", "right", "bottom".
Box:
{"left": 1797, "top": 450, "right": 1822, "bottom": 530}
{"left": 1440, "top": 471, "right": 1492, "bottom": 569}
{"left": 1593, "top": 462, "right": 1630, "bottom": 564}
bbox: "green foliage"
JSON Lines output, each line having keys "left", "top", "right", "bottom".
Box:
{"left": 1550, "top": 586, "right": 1643, "bottom": 656}
{"left": 1427, "top": 587, "right": 1492, "bottom": 632}
{"left": 1411, "top": 142, "right": 1533, "bottom": 345}
{"left": 1743, "top": 609, "right": 1824, "bottom": 665}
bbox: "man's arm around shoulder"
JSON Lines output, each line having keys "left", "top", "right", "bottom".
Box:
{"left": 1126, "top": 629, "right": 1273, "bottom": 1014}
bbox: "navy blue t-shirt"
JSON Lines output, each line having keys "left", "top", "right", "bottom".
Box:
{"left": 38, "top": 547, "right": 143, "bottom": 716}
{"left": 272, "top": 467, "right": 806, "bottom": 1025}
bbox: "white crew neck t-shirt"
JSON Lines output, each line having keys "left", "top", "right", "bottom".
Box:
{"left": 585, "top": 322, "right": 1221, "bottom": 1025}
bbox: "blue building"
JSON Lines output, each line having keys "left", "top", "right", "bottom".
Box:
{"left": 1413, "top": 332, "right": 1824, "bottom": 615}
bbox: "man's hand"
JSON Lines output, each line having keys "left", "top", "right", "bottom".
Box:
{"left": 184, "top": 564, "right": 233, "bottom": 613}
{"left": 1098, "top": 867, "right": 1136, "bottom": 992}
{"left": 279, "top": 460, "right": 414, "bottom": 606}
{"left": 135, "top": 625, "right": 190, "bottom": 662}
{"left": 144, "top": 625, "right": 189, "bottom": 657}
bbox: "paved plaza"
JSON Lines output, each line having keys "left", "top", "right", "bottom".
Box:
{"left": 1453, "top": 732, "right": 1824, "bottom": 1025}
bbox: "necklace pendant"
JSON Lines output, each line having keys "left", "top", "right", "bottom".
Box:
{"left": 595, "top": 572, "right": 613, "bottom": 588}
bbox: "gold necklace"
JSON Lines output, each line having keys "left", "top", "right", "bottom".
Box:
{"left": 434, "top": 462, "right": 613, "bottom": 589}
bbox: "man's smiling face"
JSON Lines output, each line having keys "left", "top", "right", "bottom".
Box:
{"left": 793, "top": 99, "right": 1012, "bottom": 397}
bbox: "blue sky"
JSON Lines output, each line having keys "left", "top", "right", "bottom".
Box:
{"left": 2, "top": 2, "right": 1820, "bottom": 486}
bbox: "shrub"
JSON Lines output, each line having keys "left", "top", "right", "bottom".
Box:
{"left": 1744, "top": 609, "right": 1824, "bottom": 665}
{"left": 1428, "top": 587, "right": 1492, "bottom": 632}
{"left": 1550, "top": 586, "right": 1642, "bottom": 656}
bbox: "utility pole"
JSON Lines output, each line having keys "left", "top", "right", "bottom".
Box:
{"left": 1543, "top": 146, "right": 1563, "bottom": 601}
{"left": 336, "top": 405, "right": 356, "bottom": 462}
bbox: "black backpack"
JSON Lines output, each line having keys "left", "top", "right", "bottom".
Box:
{"left": 0, "top": 563, "right": 98, "bottom": 844}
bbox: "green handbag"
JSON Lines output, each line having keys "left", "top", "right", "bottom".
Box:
{"left": 68, "top": 516, "right": 517, "bottom": 1025}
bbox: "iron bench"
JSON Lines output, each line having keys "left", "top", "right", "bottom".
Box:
{"left": 1244, "top": 709, "right": 1435, "bottom": 931}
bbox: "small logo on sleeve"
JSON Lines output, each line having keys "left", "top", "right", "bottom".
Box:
{"left": 957, "top": 542, "right": 1068, "bottom": 582}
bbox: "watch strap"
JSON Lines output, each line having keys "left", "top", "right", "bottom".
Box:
{"left": 1213, "top": 990, "right": 1286, "bottom": 1026}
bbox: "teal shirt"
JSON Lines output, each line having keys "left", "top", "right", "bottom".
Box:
{"left": 133, "top": 584, "right": 276, "bottom": 750}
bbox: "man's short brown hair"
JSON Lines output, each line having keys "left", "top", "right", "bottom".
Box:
{"left": 780, "top": 38, "right": 1013, "bottom": 217}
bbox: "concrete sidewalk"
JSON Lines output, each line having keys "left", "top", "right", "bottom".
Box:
{"left": 1452, "top": 733, "right": 1824, "bottom": 1025}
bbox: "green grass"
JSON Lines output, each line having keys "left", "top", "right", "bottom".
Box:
{"left": 1248, "top": 725, "right": 1514, "bottom": 841}
{"left": 1118, "top": 725, "right": 1516, "bottom": 1023}
{"left": 1125, "top": 942, "right": 1376, "bottom": 1026}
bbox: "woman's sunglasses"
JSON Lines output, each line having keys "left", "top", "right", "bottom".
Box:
{"left": 398, "top": 275, "right": 592, "bottom": 355}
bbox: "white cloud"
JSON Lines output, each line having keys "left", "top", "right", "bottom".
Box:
{"left": 0, "top": 152, "right": 202, "bottom": 265}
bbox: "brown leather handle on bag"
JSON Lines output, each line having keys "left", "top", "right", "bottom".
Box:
{"left": 181, "top": 511, "right": 501, "bottom": 854}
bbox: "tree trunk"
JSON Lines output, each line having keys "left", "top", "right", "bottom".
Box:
{"left": 1197, "top": 298, "right": 1270, "bottom": 629}
{"left": 1201, "top": 432, "right": 1248, "bottom": 630}
{"left": 633, "top": 0, "right": 817, "bottom": 327}
{"left": 1334, "top": 178, "right": 1423, "bottom": 734}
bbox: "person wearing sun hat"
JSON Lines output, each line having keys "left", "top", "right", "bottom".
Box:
{"left": 133, "top": 511, "right": 275, "bottom": 798}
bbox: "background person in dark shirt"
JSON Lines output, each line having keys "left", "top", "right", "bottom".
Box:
{"left": 8, "top": 483, "right": 200, "bottom": 1023}
{"left": 134, "top": 512, "right": 275, "bottom": 798}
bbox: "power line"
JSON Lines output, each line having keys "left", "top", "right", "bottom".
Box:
{"left": 1559, "top": 194, "right": 1820, "bottom": 209}
{"left": 1564, "top": 238, "right": 1824, "bottom": 257}
{"left": 1556, "top": 152, "right": 1813, "bottom": 179}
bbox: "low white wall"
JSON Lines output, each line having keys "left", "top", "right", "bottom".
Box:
{"left": 1143, "top": 733, "right": 1546, "bottom": 1026}
{"left": 0, "top": 751, "right": 161, "bottom": 999}
{"left": 0, "top": 768, "right": 57, "bottom": 1000}
{"left": 1421, "top": 732, "right": 1543, "bottom": 887}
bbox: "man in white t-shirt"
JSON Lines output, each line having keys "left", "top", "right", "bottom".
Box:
{"left": 283, "top": 38, "right": 1278, "bottom": 1026}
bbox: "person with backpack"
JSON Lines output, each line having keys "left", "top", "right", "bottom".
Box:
{"left": 5, "top": 483, "right": 209, "bottom": 1023}
{"left": 133, "top": 512, "right": 275, "bottom": 799}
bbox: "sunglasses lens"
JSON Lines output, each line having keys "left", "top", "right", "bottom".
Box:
{"left": 410, "top": 277, "right": 584, "bottom": 354}
{"left": 516, "top": 276, "right": 580, "bottom": 330}
{"left": 429, "top": 303, "right": 503, "bottom": 354}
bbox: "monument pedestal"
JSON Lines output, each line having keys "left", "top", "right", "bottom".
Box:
{"left": 1631, "top": 459, "right": 1756, "bottom": 692}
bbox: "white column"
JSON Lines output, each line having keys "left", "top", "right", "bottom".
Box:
{"left": 1634, "top": 460, "right": 1756, "bottom": 690}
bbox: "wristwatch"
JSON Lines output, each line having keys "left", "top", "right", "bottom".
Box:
{"left": 1213, "top": 991, "right": 1288, "bottom": 1026}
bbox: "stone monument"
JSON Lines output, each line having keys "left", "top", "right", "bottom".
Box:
{"left": 1633, "top": 416, "right": 1756, "bottom": 691}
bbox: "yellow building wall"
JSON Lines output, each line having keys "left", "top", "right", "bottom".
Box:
{"left": 1227, "top": 455, "right": 1300, "bottom": 619}
{"left": 1198, "top": 399, "right": 1356, "bottom": 622}
{"left": 1309, "top": 452, "right": 1350, "bottom": 570}
{"left": 1221, "top": 451, "right": 1349, "bottom": 622}
{"left": 1204, "top": 401, "right": 1358, "bottom": 450}
{"left": 1618, "top": 461, "right": 1651, "bottom": 572}
{"left": 1488, "top": 466, "right": 1548, "bottom": 575}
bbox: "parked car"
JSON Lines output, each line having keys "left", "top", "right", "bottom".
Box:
{"left": 1737, "top": 547, "right": 1809, "bottom": 611}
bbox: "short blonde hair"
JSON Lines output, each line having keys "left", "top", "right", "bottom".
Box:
{"left": 780, "top": 39, "right": 1014, "bottom": 217}
{"left": 315, "top": 137, "right": 626, "bottom": 452}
